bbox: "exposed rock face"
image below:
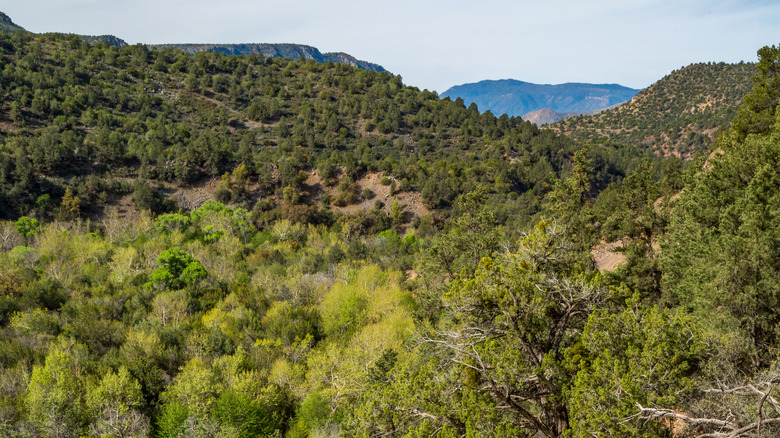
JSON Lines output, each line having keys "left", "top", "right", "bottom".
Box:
{"left": 321, "top": 52, "right": 385, "bottom": 72}
{"left": 0, "top": 11, "right": 384, "bottom": 72}
{"left": 77, "top": 34, "right": 128, "bottom": 47}
{"left": 152, "top": 43, "right": 385, "bottom": 72}
{"left": 522, "top": 103, "right": 625, "bottom": 125}
{"left": 522, "top": 108, "right": 568, "bottom": 125}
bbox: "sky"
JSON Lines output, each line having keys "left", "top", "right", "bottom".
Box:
{"left": 2, "top": 0, "right": 779, "bottom": 93}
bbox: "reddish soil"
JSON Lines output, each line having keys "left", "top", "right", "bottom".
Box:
{"left": 591, "top": 240, "right": 626, "bottom": 272}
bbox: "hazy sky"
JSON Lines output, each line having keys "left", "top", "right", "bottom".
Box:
{"left": 3, "top": 1, "right": 779, "bottom": 92}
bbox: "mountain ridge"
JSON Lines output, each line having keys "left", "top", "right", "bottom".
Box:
{"left": 441, "top": 79, "right": 642, "bottom": 117}
{"left": 152, "top": 43, "right": 385, "bottom": 72}
{"left": 0, "top": 11, "right": 25, "bottom": 33}
{"left": 0, "top": 11, "right": 385, "bottom": 72}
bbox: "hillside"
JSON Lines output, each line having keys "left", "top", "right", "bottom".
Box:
{"left": 550, "top": 62, "right": 756, "bottom": 156}
{"left": 0, "top": 11, "right": 127, "bottom": 47}
{"left": 3, "top": 10, "right": 780, "bottom": 438}
{"left": 0, "top": 30, "right": 653, "bottom": 227}
{"left": 77, "top": 34, "right": 128, "bottom": 47}
{"left": 441, "top": 79, "right": 641, "bottom": 117}
{"left": 0, "top": 11, "right": 382, "bottom": 72}
{"left": 153, "top": 43, "right": 386, "bottom": 72}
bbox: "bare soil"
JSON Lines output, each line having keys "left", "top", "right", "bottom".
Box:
{"left": 305, "top": 170, "right": 431, "bottom": 222}
{"left": 591, "top": 240, "right": 626, "bottom": 272}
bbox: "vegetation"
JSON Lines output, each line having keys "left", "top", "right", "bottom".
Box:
{"left": 2, "top": 18, "right": 780, "bottom": 438}
{"left": 0, "top": 30, "right": 652, "bottom": 225}
{"left": 551, "top": 62, "right": 757, "bottom": 156}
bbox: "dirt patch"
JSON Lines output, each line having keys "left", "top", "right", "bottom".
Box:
{"left": 109, "top": 193, "right": 143, "bottom": 219}
{"left": 157, "top": 177, "right": 221, "bottom": 210}
{"left": 90, "top": 167, "right": 431, "bottom": 225}
{"left": 0, "top": 121, "right": 19, "bottom": 133}
{"left": 591, "top": 240, "right": 626, "bottom": 272}
{"left": 305, "top": 170, "right": 431, "bottom": 222}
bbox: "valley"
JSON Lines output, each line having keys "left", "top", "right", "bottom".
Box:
{"left": 0, "top": 10, "right": 778, "bottom": 438}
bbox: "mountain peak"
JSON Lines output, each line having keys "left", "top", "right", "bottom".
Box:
{"left": 441, "top": 79, "right": 642, "bottom": 118}
{"left": 0, "top": 11, "right": 25, "bottom": 33}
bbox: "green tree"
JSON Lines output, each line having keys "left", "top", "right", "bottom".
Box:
{"left": 390, "top": 198, "right": 404, "bottom": 228}
{"left": 58, "top": 188, "right": 81, "bottom": 221}
{"left": 422, "top": 189, "right": 501, "bottom": 279}
{"left": 543, "top": 148, "right": 596, "bottom": 256}
{"left": 568, "top": 297, "right": 704, "bottom": 437}
{"left": 13, "top": 216, "right": 40, "bottom": 244}
{"left": 733, "top": 44, "right": 780, "bottom": 139}
{"left": 133, "top": 179, "right": 157, "bottom": 212}
{"left": 213, "top": 390, "right": 281, "bottom": 438}
{"left": 161, "top": 358, "right": 223, "bottom": 420}
{"left": 603, "top": 161, "right": 666, "bottom": 299}
{"left": 148, "top": 247, "right": 208, "bottom": 290}
{"left": 420, "top": 220, "right": 605, "bottom": 437}
{"left": 663, "top": 115, "right": 780, "bottom": 360}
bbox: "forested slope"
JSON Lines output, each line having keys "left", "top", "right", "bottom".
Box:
{"left": 550, "top": 62, "right": 756, "bottom": 156}
{"left": 0, "top": 30, "right": 649, "bottom": 228}
{"left": 2, "top": 18, "right": 780, "bottom": 438}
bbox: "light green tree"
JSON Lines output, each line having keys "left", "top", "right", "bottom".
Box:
{"left": 25, "top": 338, "right": 90, "bottom": 438}
{"left": 13, "top": 216, "right": 40, "bottom": 243}
{"left": 86, "top": 366, "right": 150, "bottom": 438}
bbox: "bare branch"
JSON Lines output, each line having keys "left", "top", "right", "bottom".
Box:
{"left": 634, "top": 377, "right": 780, "bottom": 438}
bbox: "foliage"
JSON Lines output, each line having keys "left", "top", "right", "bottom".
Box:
{"left": 568, "top": 298, "right": 704, "bottom": 437}
{"left": 13, "top": 216, "right": 40, "bottom": 240}
{"left": 148, "top": 247, "right": 208, "bottom": 290}
{"left": 0, "top": 31, "right": 648, "bottom": 224}
{"left": 0, "top": 25, "right": 779, "bottom": 438}
{"left": 733, "top": 44, "right": 780, "bottom": 139}
{"left": 662, "top": 110, "right": 780, "bottom": 359}
{"left": 551, "top": 62, "right": 756, "bottom": 156}
{"left": 404, "top": 221, "right": 605, "bottom": 437}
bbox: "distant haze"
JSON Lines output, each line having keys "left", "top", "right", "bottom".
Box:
{"left": 441, "top": 80, "right": 642, "bottom": 117}
{"left": 2, "top": 1, "right": 779, "bottom": 92}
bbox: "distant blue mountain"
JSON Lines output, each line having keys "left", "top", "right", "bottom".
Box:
{"left": 441, "top": 79, "right": 642, "bottom": 117}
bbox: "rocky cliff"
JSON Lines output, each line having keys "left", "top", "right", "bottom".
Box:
{"left": 152, "top": 43, "right": 385, "bottom": 72}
